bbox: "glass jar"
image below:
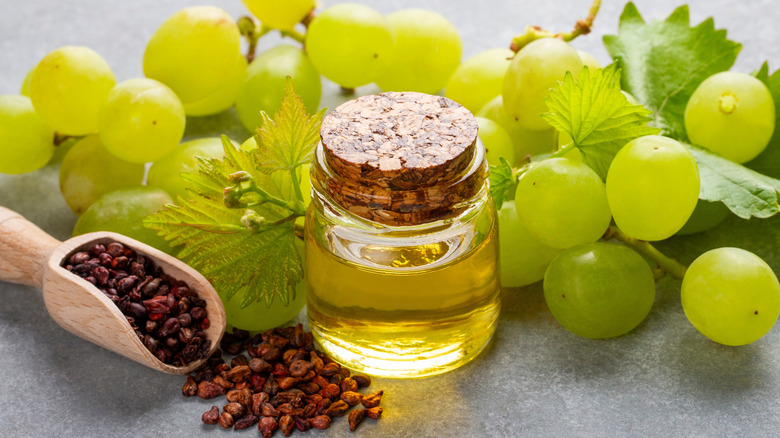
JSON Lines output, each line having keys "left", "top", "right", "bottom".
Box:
{"left": 305, "top": 92, "right": 500, "bottom": 378}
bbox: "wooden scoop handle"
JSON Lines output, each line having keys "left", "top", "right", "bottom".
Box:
{"left": 0, "top": 206, "right": 61, "bottom": 288}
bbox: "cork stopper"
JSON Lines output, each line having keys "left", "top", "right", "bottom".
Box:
{"left": 317, "top": 92, "right": 486, "bottom": 225}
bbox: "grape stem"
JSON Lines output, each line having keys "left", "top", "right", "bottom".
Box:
{"left": 510, "top": 0, "right": 601, "bottom": 53}
{"left": 290, "top": 167, "right": 305, "bottom": 204}
{"left": 238, "top": 16, "right": 273, "bottom": 62}
{"left": 280, "top": 28, "right": 306, "bottom": 45}
{"left": 604, "top": 224, "right": 688, "bottom": 279}
{"left": 53, "top": 132, "right": 78, "bottom": 146}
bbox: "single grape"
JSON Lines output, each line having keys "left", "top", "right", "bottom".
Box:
{"left": 306, "top": 3, "right": 392, "bottom": 88}
{"left": 544, "top": 242, "right": 655, "bottom": 339}
{"left": 476, "top": 117, "right": 515, "bottom": 166}
{"left": 224, "top": 238, "right": 307, "bottom": 332}
{"left": 241, "top": 0, "right": 313, "bottom": 30}
{"left": 498, "top": 201, "right": 562, "bottom": 287}
{"left": 445, "top": 48, "right": 513, "bottom": 114}
{"left": 59, "top": 135, "right": 145, "bottom": 214}
{"left": 375, "top": 9, "right": 462, "bottom": 94}
{"left": 20, "top": 69, "right": 33, "bottom": 96}
{"left": 143, "top": 6, "right": 241, "bottom": 103}
{"left": 685, "top": 72, "right": 775, "bottom": 163}
{"left": 147, "top": 137, "right": 235, "bottom": 200}
{"left": 606, "top": 135, "right": 699, "bottom": 241}
{"left": 73, "top": 186, "right": 174, "bottom": 254}
{"left": 29, "top": 46, "right": 116, "bottom": 135}
{"left": 515, "top": 158, "right": 611, "bottom": 249}
{"left": 676, "top": 199, "right": 730, "bottom": 236}
{"left": 235, "top": 45, "right": 321, "bottom": 133}
{"left": 183, "top": 54, "right": 247, "bottom": 117}
{"left": 99, "top": 78, "right": 185, "bottom": 164}
{"left": 682, "top": 247, "right": 780, "bottom": 346}
{"left": 503, "top": 38, "right": 583, "bottom": 131}
{"left": 0, "top": 95, "right": 54, "bottom": 174}
{"left": 577, "top": 50, "right": 601, "bottom": 71}
{"left": 478, "top": 95, "right": 556, "bottom": 158}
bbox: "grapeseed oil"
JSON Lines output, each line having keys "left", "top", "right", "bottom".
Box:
{"left": 307, "top": 92, "right": 501, "bottom": 378}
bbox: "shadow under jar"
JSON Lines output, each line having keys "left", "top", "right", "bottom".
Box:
{"left": 305, "top": 92, "right": 501, "bottom": 378}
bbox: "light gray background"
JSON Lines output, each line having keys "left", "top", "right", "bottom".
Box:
{"left": 2, "top": 0, "right": 780, "bottom": 437}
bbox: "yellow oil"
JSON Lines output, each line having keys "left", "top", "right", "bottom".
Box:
{"left": 305, "top": 219, "right": 501, "bottom": 378}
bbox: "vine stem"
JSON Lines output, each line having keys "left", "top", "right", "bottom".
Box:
{"left": 290, "top": 167, "right": 305, "bottom": 204}
{"left": 510, "top": 0, "right": 601, "bottom": 52}
{"left": 604, "top": 224, "right": 688, "bottom": 279}
{"left": 280, "top": 28, "right": 306, "bottom": 44}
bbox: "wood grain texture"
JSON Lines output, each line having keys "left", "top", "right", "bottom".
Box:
{"left": 0, "top": 206, "right": 61, "bottom": 287}
{"left": 0, "top": 206, "right": 226, "bottom": 374}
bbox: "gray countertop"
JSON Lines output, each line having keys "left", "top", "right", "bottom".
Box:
{"left": 3, "top": 0, "right": 780, "bottom": 436}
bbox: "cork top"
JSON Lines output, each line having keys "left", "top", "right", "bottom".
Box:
{"left": 321, "top": 92, "right": 479, "bottom": 190}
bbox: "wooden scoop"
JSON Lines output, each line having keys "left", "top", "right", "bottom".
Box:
{"left": 0, "top": 206, "right": 225, "bottom": 374}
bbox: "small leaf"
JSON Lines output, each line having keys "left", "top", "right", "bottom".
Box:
{"left": 254, "top": 78, "right": 326, "bottom": 173}
{"left": 489, "top": 157, "right": 516, "bottom": 209}
{"left": 685, "top": 143, "right": 780, "bottom": 219}
{"left": 543, "top": 63, "right": 659, "bottom": 180}
{"left": 603, "top": 3, "right": 741, "bottom": 140}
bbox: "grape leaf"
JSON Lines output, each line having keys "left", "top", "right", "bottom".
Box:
{"left": 603, "top": 3, "right": 741, "bottom": 140}
{"left": 489, "top": 157, "right": 515, "bottom": 209}
{"left": 746, "top": 62, "right": 780, "bottom": 179}
{"left": 254, "top": 79, "right": 326, "bottom": 174}
{"left": 542, "top": 63, "right": 659, "bottom": 180}
{"left": 144, "top": 82, "right": 321, "bottom": 308}
{"left": 685, "top": 143, "right": 780, "bottom": 219}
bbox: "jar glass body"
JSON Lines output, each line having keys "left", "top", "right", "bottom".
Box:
{"left": 305, "top": 144, "right": 501, "bottom": 378}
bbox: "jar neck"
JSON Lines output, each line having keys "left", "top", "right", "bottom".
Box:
{"left": 311, "top": 139, "right": 488, "bottom": 226}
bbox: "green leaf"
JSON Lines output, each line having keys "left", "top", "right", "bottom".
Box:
{"left": 254, "top": 78, "right": 326, "bottom": 174}
{"left": 542, "top": 63, "right": 659, "bottom": 180}
{"left": 603, "top": 3, "right": 741, "bottom": 140}
{"left": 685, "top": 143, "right": 780, "bottom": 219}
{"left": 144, "top": 80, "right": 322, "bottom": 309}
{"left": 746, "top": 63, "right": 780, "bottom": 179}
{"left": 489, "top": 157, "right": 516, "bottom": 209}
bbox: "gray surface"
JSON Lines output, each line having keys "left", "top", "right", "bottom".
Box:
{"left": 2, "top": 0, "right": 780, "bottom": 436}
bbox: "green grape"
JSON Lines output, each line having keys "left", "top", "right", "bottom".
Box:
{"left": 375, "top": 9, "right": 462, "bottom": 94}
{"left": 30, "top": 46, "right": 116, "bottom": 135}
{"left": 577, "top": 50, "right": 601, "bottom": 71}
{"left": 515, "top": 158, "right": 611, "bottom": 249}
{"left": 477, "top": 96, "right": 556, "bottom": 158}
{"left": 685, "top": 71, "right": 775, "bottom": 163}
{"left": 224, "top": 238, "right": 307, "bottom": 332}
{"left": 676, "top": 199, "right": 730, "bottom": 236}
{"left": 498, "top": 201, "right": 562, "bottom": 287}
{"left": 235, "top": 45, "right": 321, "bottom": 133}
{"left": 682, "top": 247, "right": 780, "bottom": 346}
{"left": 544, "top": 242, "right": 655, "bottom": 339}
{"left": 476, "top": 117, "right": 515, "bottom": 166}
{"left": 99, "top": 78, "right": 186, "bottom": 164}
{"left": 445, "top": 48, "right": 513, "bottom": 114}
{"left": 73, "top": 186, "right": 174, "bottom": 254}
{"left": 503, "top": 38, "right": 583, "bottom": 131}
{"left": 241, "top": 0, "right": 313, "bottom": 30}
{"left": 183, "top": 54, "right": 247, "bottom": 117}
{"left": 59, "top": 135, "right": 145, "bottom": 214}
{"left": 143, "top": 6, "right": 241, "bottom": 104}
{"left": 147, "top": 138, "right": 233, "bottom": 200}
{"left": 20, "top": 69, "right": 33, "bottom": 96}
{"left": 306, "top": 3, "right": 392, "bottom": 89}
{"left": 0, "top": 95, "right": 54, "bottom": 174}
{"left": 606, "top": 135, "right": 699, "bottom": 241}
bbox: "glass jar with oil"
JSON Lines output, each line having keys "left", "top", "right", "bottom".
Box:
{"left": 305, "top": 92, "right": 500, "bottom": 378}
